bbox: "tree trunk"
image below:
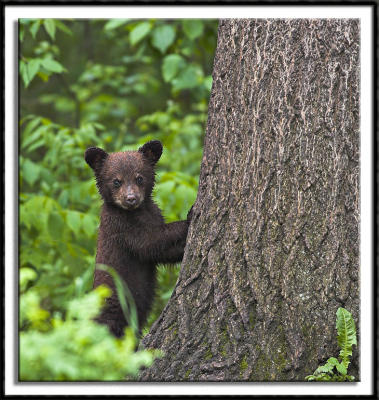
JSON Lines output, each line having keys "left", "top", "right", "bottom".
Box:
{"left": 139, "top": 18, "right": 360, "bottom": 382}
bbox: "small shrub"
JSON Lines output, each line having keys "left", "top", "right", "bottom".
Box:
{"left": 20, "top": 284, "right": 160, "bottom": 381}
{"left": 305, "top": 307, "right": 357, "bottom": 382}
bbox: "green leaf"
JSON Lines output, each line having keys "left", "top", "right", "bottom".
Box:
{"left": 29, "top": 20, "right": 41, "bottom": 39}
{"left": 20, "top": 268, "right": 37, "bottom": 292}
{"left": 37, "top": 71, "right": 49, "bottom": 82}
{"left": 41, "top": 58, "right": 65, "bottom": 73}
{"left": 317, "top": 373, "right": 332, "bottom": 381}
{"left": 162, "top": 54, "right": 186, "bottom": 82}
{"left": 19, "top": 24, "right": 25, "bottom": 41}
{"left": 314, "top": 363, "right": 333, "bottom": 375}
{"left": 66, "top": 211, "right": 82, "bottom": 236}
{"left": 20, "top": 60, "right": 29, "bottom": 87}
{"left": 335, "top": 362, "right": 347, "bottom": 375}
{"left": 305, "top": 308, "right": 357, "bottom": 382}
{"left": 21, "top": 116, "right": 41, "bottom": 142}
{"left": 151, "top": 25, "right": 175, "bottom": 54}
{"left": 104, "top": 19, "right": 131, "bottom": 31}
{"left": 47, "top": 212, "right": 65, "bottom": 241}
{"left": 20, "top": 59, "right": 42, "bottom": 87}
{"left": 182, "top": 20, "right": 204, "bottom": 40}
{"left": 20, "top": 290, "right": 50, "bottom": 328}
{"left": 82, "top": 214, "right": 98, "bottom": 237}
{"left": 326, "top": 357, "right": 339, "bottom": 366}
{"left": 43, "top": 19, "right": 56, "bottom": 40}
{"left": 336, "top": 307, "right": 357, "bottom": 369}
{"left": 22, "top": 159, "right": 41, "bottom": 186}
{"left": 129, "top": 21, "right": 152, "bottom": 46}
{"left": 155, "top": 180, "right": 175, "bottom": 199}
{"left": 203, "top": 75, "right": 213, "bottom": 92}
{"left": 28, "top": 59, "right": 41, "bottom": 83}
{"left": 54, "top": 20, "right": 73, "bottom": 35}
{"left": 96, "top": 264, "right": 139, "bottom": 336}
{"left": 93, "top": 122, "right": 105, "bottom": 130}
{"left": 22, "top": 124, "right": 48, "bottom": 151}
{"left": 172, "top": 65, "right": 203, "bottom": 90}
{"left": 67, "top": 285, "right": 111, "bottom": 321}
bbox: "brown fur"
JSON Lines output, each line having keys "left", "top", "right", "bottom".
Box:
{"left": 85, "top": 141, "right": 190, "bottom": 337}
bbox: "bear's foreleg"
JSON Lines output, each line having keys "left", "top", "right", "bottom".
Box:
{"left": 126, "top": 220, "right": 189, "bottom": 264}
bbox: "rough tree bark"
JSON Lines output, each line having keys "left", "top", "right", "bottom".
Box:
{"left": 139, "top": 19, "right": 360, "bottom": 381}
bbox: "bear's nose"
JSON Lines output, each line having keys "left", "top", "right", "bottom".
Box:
{"left": 125, "top": 195, "right": 137, "bottom": 205}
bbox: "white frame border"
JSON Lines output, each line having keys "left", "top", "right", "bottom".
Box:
{"left": 5, "top": 4, "right": 374, "bottom": 396}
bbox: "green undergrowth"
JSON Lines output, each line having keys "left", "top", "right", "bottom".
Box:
{"left": 19, "top": 18, "right": 217, "bottom": 381}
{"left": 20, "top": 277, "right": 161, "bottom": 381}
{"left": 305, "top": 307, "right": 357, "bottom": 382}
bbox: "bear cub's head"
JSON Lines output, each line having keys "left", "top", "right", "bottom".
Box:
{"left": 85, "top": 140, "right": 162, "bottom": 211}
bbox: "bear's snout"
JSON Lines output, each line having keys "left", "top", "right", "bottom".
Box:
{"left": 125, "top": 194, "right": 137, "bottom": 206}
{"left": 116, "top": 185, "right": 143, "bottom": 210}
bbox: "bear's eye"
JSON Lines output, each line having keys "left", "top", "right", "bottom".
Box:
{"left": 113, "top": 179, "right": 122, "bottom": 188}
{"left": 136, "top": 176, "right": 143, "bottom": 185}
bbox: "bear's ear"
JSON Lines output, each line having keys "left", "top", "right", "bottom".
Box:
{"left": 138, "top": 140, "right": 163, "bottom": 165}
{"left": 84, "top": 147, "right": 108, "bottom": 171}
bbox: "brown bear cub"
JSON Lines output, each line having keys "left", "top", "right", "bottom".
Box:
{"left": 85, "top": 140, "right": 191, "bottom": 337}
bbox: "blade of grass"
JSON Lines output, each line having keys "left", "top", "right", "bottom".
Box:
{"left": 96, "top": 263, "right": 139, "bottom": 336}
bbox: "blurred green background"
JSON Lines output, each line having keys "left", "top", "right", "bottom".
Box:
{"left": 19, "top": 18, "right": 218, "bottom": 380}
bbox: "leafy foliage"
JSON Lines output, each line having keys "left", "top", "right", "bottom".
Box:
{"left": 336, "top": 307, "right": 357, "bottom": 371}
{"left": 20, "top": 19, "right": 69, "bottom": 87}
{"left": 305, "top": 307, "right": 356, "bottom": 382}
{"left": 20, "top": 284, "right": 160, "bottom": 381}
{"left": 19, "top": 18, "right": 217, "bottom": 380}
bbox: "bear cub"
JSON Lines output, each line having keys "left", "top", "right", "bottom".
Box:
{"left": 85, "top": 140, "right": 191, "bottom": 337}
